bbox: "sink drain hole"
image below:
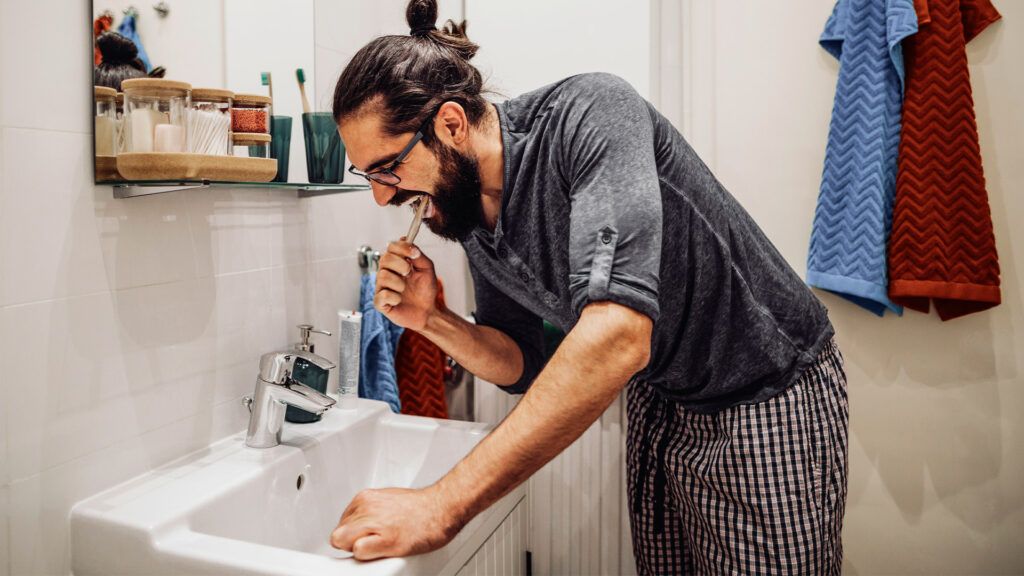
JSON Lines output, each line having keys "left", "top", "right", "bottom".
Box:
{"left": 296, "top": 473, "right": 306, "bottom": 491}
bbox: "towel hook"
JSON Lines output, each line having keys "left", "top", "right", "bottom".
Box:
{"left": 153, "top": 1, "right": 170, "bottom": 18}
{"left": 357, "top": 245, "right": 374, "bottom": 273}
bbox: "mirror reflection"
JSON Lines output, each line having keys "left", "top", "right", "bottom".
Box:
{"left": 91, "top": 1, "right": 345, "bottom": 186}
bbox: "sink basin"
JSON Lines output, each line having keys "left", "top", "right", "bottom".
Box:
{"left": 70, "top": 399, "right": 527, "bottom": 575}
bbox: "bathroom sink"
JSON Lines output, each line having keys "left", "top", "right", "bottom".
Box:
{"left": 70, "top": 399, "right": 526, "bottom": 575}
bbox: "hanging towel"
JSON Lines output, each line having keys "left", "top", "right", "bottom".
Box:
{"left": 807, "top": 0, "right": 919, "bottom": 316}
{"left": 359, "top": 273, "right": 404, "bottom": 412}
{"left": 887, "top": 0, "right": 1002, "bottom": 320}
{"left": 395, "top": 279, "right": 449, "bottom": 419}
{"left": 117, "top": 12, "right": 152, "bottom": 72}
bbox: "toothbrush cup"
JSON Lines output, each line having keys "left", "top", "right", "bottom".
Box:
{"left": 270, "top": 115, "right": 292, "bottom": 182}
{"left": 302, "top": 112, "right": 346, "bottom": 184}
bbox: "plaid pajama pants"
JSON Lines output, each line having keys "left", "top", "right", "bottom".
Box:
{"left": 626, "top": 338, "right": 848, "bottom": 575}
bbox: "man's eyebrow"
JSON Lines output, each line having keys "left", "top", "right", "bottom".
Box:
{"left": 363, "top": 154, "right": 400, "bottom": 173}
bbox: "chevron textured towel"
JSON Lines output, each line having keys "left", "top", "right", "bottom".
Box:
{"left": 888, "top": 0, "right": 1002, "bottom": 320}
{"left": 807, "top": 0, "right": 918, "bottom": 316}
{"left": 395, "top": 279, "right": 449, "bottom": 419}
{"left": 359, "top": 273, "right": 404, "bottom": 413}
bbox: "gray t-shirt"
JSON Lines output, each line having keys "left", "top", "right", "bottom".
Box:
{"left": 461, "top": 73, "right": 834, "bottom": 413}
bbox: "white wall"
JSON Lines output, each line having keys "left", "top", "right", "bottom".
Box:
{"left": 468, "top": 0, "right": 652, "bottom": 100}
{"left": 0, "top": 1, "right": 470, "bottom": 574}
{"left": 657, "top": 1, "right": 1024, "bottom": 574}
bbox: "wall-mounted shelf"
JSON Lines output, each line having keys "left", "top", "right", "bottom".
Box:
{"left": 102, "top": 180, "right": 370, "bottom": 199}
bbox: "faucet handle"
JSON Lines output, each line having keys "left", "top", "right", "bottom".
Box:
{"left": 258, "top": 350, "right": 337, "bottom": 384}
{"left": 291, "top": 349, "right": 337, "bottom": 372}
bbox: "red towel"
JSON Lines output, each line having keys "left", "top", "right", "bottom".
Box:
{"left": 887, "top": 0, "right": 1002, "bottom": 320}
{"left": 395, "top": 279, "right": 449, "bottom": 419}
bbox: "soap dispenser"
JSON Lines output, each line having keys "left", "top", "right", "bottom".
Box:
{"left": 285, "top": 324, "right": 333, "bottom": 423}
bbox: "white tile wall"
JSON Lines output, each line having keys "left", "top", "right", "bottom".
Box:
{"left": 0, "top": 129, "right": 109, "bottom": 306}
{"left": 0, "top": 0, "right": 91, "bottom": 133}
{"left": 0, "top": 1, "right": 473, "bottom": 574}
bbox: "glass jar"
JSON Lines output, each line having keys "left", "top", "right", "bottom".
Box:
{"left": 189, "top": 88, "right": 234, "bottom": 155}
{"left": 122, "top": 78, "right": 191, "bottom": 154}
{"left": 94, "top": 86, "right": 117, "bottom": 157}
{"left": 231, "top": 94, "right": 272, "bottom": 134}
{"left": 232, "top": 132, "right": 272, "bottom": 158}
{"left": 115, "top": 93, "right": 128, "bottom": 154}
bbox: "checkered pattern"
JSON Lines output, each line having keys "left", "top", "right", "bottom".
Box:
{"left": 627, "top": 339, "right": 849, "bottom": 575}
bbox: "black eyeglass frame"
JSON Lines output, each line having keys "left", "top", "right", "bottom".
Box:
{"left": 347, "top": 114, "right": 436, "bottom": 186}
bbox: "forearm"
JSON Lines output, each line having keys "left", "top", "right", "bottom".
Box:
{"left": 421, "top": 305, "right": 525, "bottom": 387}
{"left": 432, "top": 302, "right": 652, "bottom": 524}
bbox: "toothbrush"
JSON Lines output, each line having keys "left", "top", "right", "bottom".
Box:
{"left": 296, "top": 68, "right": 311, "bottom": 114}
{"left": 261, "top": 71, "right": 273, "bottom": 101}
{"left": 405, "top": 197, "right": 430, "bottom": 244}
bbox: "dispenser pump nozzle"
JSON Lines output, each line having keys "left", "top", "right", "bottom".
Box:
{"left": 295, "top": 323, "right": 332, "bottom": 353}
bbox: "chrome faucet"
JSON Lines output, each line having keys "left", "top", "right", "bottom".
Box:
{"left": 243, "top": 350, "right": 338, "bottom": 448}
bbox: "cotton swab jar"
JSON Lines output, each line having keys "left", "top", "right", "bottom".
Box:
{"left": 122, "top": 78, "right": 191, "bottom": 154}
{"left": 189, "top": 88, "right": 234, "bottom": 155}
{"left": 94, "top": 86, "right": 117, "bottom": 157}
{"left": 231, "top": 93, "right": 272, "bottom": 134}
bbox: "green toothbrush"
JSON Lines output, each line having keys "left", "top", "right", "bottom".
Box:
{"left": 261, "top": 71, "right": 273, "bottom": 101}
{"left": 296, "top": 68, "right": 311, "bottom": 114}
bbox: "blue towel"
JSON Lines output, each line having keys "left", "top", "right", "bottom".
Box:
{"left": 807, "top": 0, "right": 918, "bottom": 316}
{"left": 117, "top": 13, "right": 152, "bottom": 73}
{"left": 358, "top": 273, "right": 403, "bottom": 412}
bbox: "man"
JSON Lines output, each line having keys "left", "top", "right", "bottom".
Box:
{"left": 329, "top": 1, "right": 848, "bottom": 574}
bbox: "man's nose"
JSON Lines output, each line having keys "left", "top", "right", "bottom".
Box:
{"left": 370, "top": 181, "right": 396, "bottom": 207}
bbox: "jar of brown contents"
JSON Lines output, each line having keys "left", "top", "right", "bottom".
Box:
{"left": 231, "top": 93, "right": 272, "bottom": 134}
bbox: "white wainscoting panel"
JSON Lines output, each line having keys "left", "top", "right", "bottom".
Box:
{"left": 473, "top": 381, "right": 637, "bottom": 576}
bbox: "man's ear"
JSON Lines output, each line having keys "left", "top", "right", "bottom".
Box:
{"left": 434, "top": 101, "right": 469, "bottom": 146}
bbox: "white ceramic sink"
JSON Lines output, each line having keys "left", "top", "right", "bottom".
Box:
{"left": 70, "top": 399, "right": 526, "bottom": 575}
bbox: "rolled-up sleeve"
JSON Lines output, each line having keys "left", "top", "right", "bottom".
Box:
{"left": 565, "top": 74, "right": 662, "bottom": 322}
{"left": 469, "top": 260, "right": 546, "bottom": 394}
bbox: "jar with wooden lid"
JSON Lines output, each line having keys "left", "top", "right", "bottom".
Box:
{"left": 231, "top": 94, "right": 272, "bottom": 134}
{"left": 122, "top": 78, "right": 191, "bottom": 154}
{"left": 190, "top": 88, "right": 233, "bottom": 155}
{"left": 232, "top": 132, "right": 272, "bottom": 159}
{"left": 94, "top": 86, "right": 117, "bottom": 158}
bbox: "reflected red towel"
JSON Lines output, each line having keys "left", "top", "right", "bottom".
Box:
{"left": 888, "top": 0, "right": 1002, "bottom": 320}
{"left": 94, "top": 14, "right": 113, "bottom": 66}
{"left": 395, "top": 279, "right": 449, "bottom": 419}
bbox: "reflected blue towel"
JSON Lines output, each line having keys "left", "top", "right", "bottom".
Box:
{"left": 358, "top": 274, "right": 403, "bottom": 413}
{"left": 117, "top": 13, "right": 152, "bottom": 72}
{"left": 806, "top": 0, "right": 917, "bottom": 316}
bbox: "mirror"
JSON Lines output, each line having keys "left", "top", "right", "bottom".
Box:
{"left": 91, "top": 0, "right": 344, "bottom": 187}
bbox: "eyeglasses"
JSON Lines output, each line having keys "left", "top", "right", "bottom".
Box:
{"left": 348, "top": 114, "right": 434, "bottom": 187}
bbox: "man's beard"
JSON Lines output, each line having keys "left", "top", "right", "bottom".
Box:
{"left": 422, "top": 143, "right": 485, "bottom": 242}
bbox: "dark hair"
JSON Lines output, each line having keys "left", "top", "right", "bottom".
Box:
{"left": 332, "top": 0, "right": 488, "bottom": 141}
{"left": 94, "top": 32, "right": 146, "bottom": 91}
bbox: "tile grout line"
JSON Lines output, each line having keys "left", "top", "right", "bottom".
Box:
{"left": 5, "top": 395, "right": 250, "bottom": 486}
{"left": 0, "top": 124, "right": 90, "bottom": 137}
{"left": 0, "top": 256, "right": 369, "bottom": 311}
